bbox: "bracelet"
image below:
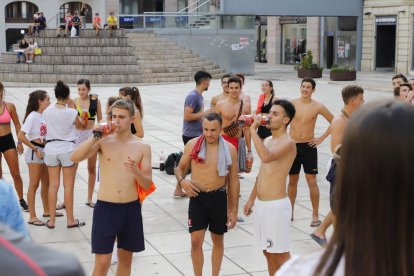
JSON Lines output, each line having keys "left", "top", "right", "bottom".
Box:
{"left": 17, "top": 141, "right": 22, "bottom": 144}
{"left": 178, "top": 177, "right": 185, "bottom": 186}
{"left": 92, "top": 130, "right": 103, "bottom": 139}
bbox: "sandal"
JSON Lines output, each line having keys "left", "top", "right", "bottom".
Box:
{"left": 45, "top": 220, "right": 55, "bottom": 229}
{"left": 67, "top": 219, "right": 86, "bottom": 228}
{"left": 43, "top": 212, "right": 64, "bottom": 218}
{"left": 56, "top": 203, "right": 66, "bottom": 210}
{"left": 28, "top": 220, "right": 45, "bottom": 226}
{"left": 310, "top": 219, "right": 322, "bottom": 227}
{"left": 85, "top": 201, "right": 95, "bottom": 208}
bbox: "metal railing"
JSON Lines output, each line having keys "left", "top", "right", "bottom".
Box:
{"left": 178, "top": 0, "right": 211, "bottom": 13}
{"left": 118, "top": 13, "right": 255, "bottom": 30}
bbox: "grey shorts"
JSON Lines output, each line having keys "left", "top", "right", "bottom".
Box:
{"left": 24, "top": 146, "right": 45, "bottom": 164}
{"left": 44, "top": 151, "right": 74, "bottom": 167}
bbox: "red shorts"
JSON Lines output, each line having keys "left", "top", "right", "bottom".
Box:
{"left": 222, "top": 134, "right": 238, "bottom": 152}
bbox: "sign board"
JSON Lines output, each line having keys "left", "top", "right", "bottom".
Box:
{"left": 375, "top": 16, "right": 396, "bottom": 25}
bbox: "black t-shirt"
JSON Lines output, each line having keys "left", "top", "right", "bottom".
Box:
{"left": 39, "top": 16, "right": 46, "bottom": 27}
{"left": 19, "top": 42, "right": 29, "bottom": 49}
{"left": 72, "top": 16, "right": 81, "bottom": 26}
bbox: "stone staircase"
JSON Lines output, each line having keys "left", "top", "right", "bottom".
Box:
{"left": 0, "top": 29, "right": 225, "bottom": 84}
{"left": 0, "top": 29, "right": 141, "bottom": 84}
{"left": 190, "top": 14, "right": 217, "bottom": 29}
{"left": 127, "top": 31, "right": 224, "bottom": 83}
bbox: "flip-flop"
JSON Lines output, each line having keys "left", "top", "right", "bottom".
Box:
{"left": 56, "top": 203, "right": 66, "bottom": 210}
{"left": 310, "top": 220, "right": 322, "bottom": 227}
{"left": 173, "top": 192, "right": 188, "bottom": 198}
{"left": 67, "top": 219, "right": 86, "bottom": 228}
{"left": 43, "top": 212, "right": 64, "bottom": 218}
{"left": 45, "top": 220, "right": 55, "bottom": 229}
{"left": 85, "top": 202, "right": 95, "bottom": 208}
{"left": 28, "top": 220, "right": 45, "bottom": 226}
{"left": 310, "top": 233, "right": 327, "bottom": 246}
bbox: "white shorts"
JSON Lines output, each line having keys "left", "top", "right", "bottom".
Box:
{"left": 254, "top": 197, "right": 291, "bottom": 253}
{"left": 24, "top": 146, "right": 44, "bottom": 164}
{"left": 44, "top": 151, "right": 74, "bottom": 167}
{"left": 75, "top": 129, "right": 93, "bottom": 147}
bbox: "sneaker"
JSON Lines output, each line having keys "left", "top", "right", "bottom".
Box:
{"left": 57, "top": 34, "right": 61, "bottom": 37}
{"left": 19, "top": 199, "right": 29, "bottom": 212}
{"left": 16, "top": 60, "right": 20, "bottom": 63}
{"left": 27, "top": 60, "right": 33, "bottom": 63}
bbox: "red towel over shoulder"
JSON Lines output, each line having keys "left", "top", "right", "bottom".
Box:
{"left": 189, "top": 135, "right": 205, "bottom": 163}
{"left": 136, "top": 163, "right": 156, "bottom": 203}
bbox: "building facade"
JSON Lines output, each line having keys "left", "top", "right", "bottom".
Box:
{"left": 362, "top": 0, "right": 414, "bottom": 74}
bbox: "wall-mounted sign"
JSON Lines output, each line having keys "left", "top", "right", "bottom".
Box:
{"left": 376, "top": 16, "right": 396, "bottom": 25}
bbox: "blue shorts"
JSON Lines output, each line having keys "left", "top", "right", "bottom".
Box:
{"left": 92, "top": 200, "right": 144, "bottom": 254}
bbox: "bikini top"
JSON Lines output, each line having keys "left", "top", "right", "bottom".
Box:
{"left": 0, "top": 103, "right": 12, "bottom": 125}
{"left": 223, "top": 100, "right": 243, "bottom": 137}
{"left": 75, "top": 95, "right": 98, "bottom": 121}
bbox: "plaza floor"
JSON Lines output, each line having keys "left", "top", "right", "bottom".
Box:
{"left": 1, "top": 64, "right": 394, "bottom": 275}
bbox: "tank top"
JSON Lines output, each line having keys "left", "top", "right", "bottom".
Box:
{"left": 0, "top": 103, "right": 12, "bottom": 125}
{"left": 75, "top": 95, "right": 98, "bottom": 121}
{"left": 260, "top": 94, "right": 274, "bottom": 114}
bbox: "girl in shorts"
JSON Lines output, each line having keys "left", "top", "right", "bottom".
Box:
{"left": 74, "top": 79, "right": 102, "bottom": 207}
{"left": 18, "top": 90, "right": 60, "bottom": 226}
{"left": 43, "top": 81, "right": 85, "bottom": 229}
{"left": 119, "top": 87, "right": 144, "bottom": 138}
{"left": 0, "top": 82, "right": 28, "bottom": 211}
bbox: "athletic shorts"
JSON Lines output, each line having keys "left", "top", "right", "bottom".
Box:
{"left": 0, "top": 133, "right": 16, "bottom": 153}
{"left": 326, "top": 159, "right": 337, "bottom": 213}
{"left": 254, "top": 197, "right": 291, "bottom": 253}
{"left": 182, "top": 135, "right": 197, "bottom": 146}
{"left": 289, "top": 143, "right": 318, "bottom": 175}
{"left": 24, "top": 143, "right": 45, "bottom": 164}
{"left": 75, "top": 129, "right": 93, "bottom": 147}
{"left": 188, "top": 186, "right": 227, "bottom": 235}
{"left": 92, "top": 200, "right": 144, "bottom": 254}
{"left": 44, "top": 151, "right": 74, "bottom": 167}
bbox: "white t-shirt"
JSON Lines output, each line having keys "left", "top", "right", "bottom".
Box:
{"left": 276, "top": 250, "right": 344, "bottom": 276}
{"left": 21, "top": 111, "right": 47, "bottom": 142}
{"left": 43, "top": 105, "right": 77, "bottom": 154}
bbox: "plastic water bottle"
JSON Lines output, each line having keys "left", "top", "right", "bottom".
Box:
{"left": 159, "top": 151, "right": 165, "bottom": 171}
{"left": 245, "top": 152, "right": 253, "bottom": 173}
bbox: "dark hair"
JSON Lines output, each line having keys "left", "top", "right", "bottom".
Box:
{"left": 119, "top": 86, "right": 143, "bottom": 119}
{"left": 314, "top": 100, "right": 414, "bottom": 276}
{"left": 0, "top": 82, "right": 3, "bottom": 94}
{"left": 54, "top": 80, "right": 70, "bottom": 100}
{"left": 394, "top": 83, "right": 412, "bottom": 98}
{"left": 194, "top": 71, "right": 212, "bottom": 85}
{"left": 342, "top": 85, "right": 364, "bottom": 104}
{"left": 301, "top": 77, "right": 316, "bottom": 89}
{"left": 227, "top": 76, "right": 242, "bottom": 88}
{"left": 235, "top": 73, "right": 245, "bottom": 84}
{"left": 221, "top": 73, "right": 232, "bottom": 82}
{"left": 112, "top": 99, "right": 135, "bottom": 117}
{"left": 392, "top": 74, "right": 408, "bottom": 82}
{"left": 107, "top": 96, "right": 119, "bottom": 109}
{"left": 273, "top": 99, "right": 295, "bottom": 126}
{"left": 264, "top": 80, "right": 274, "bottom": 94}
{"left": 77, "top": 79, "right": 91, "bottom": 90}
{"left": 23, "top": 90, "right": 48, "bottom": 123}
{"left": 203, "top": 112, "right": 222, "bottom": 126}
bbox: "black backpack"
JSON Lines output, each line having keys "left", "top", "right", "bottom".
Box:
{"left": 164, "top": 151, "right": 183, "bottom": 175}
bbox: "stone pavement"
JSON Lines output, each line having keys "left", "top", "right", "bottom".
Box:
{"left": 1, "top": 64, "right": 393, "bottom": 275}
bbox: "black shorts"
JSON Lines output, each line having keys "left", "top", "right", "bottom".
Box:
{"left": 289, "top": 143, "right": 318, "bottom": 175}
{"left": 182, "top": 135, "right": 196, "bottom": 145}
{"left": 188, "top": 187, "right": 227, "bottom": 235}
{"left": 92, "top": 200, "right": 144, "bottom": 254}
{"left": 0, "top": 133, "right": 16, "bottom": 153}
{"left": 326, "top": 159, "right": 337, "bottom": 213}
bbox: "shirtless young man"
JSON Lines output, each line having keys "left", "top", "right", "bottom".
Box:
{"left": 210, "top": 73, "right": 232, "bottom": 108}
{"left": 175, "top": 113, "right": 239, "bottom": 276}
{"left": 288, "top": 78, "right": 333, "bottom": 227}
{"left": 310, "top": 85, "right": 364, "bottom": 246}
{"left": 71, "top": 99, "right": 152, "bottom": 276}
{"left": 235, "top": 73, "right": 252, "bottom": 108}
{"left": 215, "top": 76, "right": 252, "bottom": 161}
{"left": 243, "top": 99, "right": 297, "bottom": 275}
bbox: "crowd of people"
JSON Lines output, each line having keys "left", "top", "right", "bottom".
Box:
{"left": 0, "top": 70, "right": 413, "bottom": 275}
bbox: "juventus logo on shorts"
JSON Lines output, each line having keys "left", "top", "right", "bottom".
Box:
{"left": 267, "top": 239, "right": 273, "bottom": 248}
{"left": 188, "top": 219, "right": 192, "bottom": 227}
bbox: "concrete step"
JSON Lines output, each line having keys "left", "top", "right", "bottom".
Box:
{"left": 39, "top": 46, "right": 133, "bottom": 55}
{"left": 0, "top": 62, "right": 140, "bottom": 74}
{"left": 34, "top": 37, "right": 129, "bottom": 47}
{"left": 141, "top": 60, "right": 213, "bottom": 68}
{"left": 35, "top": 29, "right": 126, "bottom": 38}
{"left": 139, "top": 65, "right": 219, "bottom": 74}
{"left": 131, "top": 43, "right": 185, "bottom": 49}
{"left": 2, "top": 53, "right": 137, "bottom": 64}
{"left": 140, "top": 68, "right": 224, "bottom": 78}
{"left": 137, "top": 57, "right": 208, "bottom": 64}
{"left": 0, "top": 71, "right": 140, "bottom": 84}
{"left": 128, "top": 40, "right": 177, "bottom": 46}
{"left": 133, "top": 48, "right": 193, "bottom": 55}
{"left": 135, "top": 53, "right": 196, "bottom": 60}
{"left": 141, "top": 72, "right": 223, "bottom": 83}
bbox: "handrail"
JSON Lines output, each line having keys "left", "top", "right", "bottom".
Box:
{"left": 189, "top": 0, "right": 211, "bottom": 13}
{"left": 178, "top": 0, "right": 200, "bottom": 13}
{"left": 46, "top": 8, "right": 69, "bottom": 28}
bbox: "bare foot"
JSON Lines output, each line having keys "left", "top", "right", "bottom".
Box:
{"left": 173, "top": 190, "right": 187, "bottom": 197}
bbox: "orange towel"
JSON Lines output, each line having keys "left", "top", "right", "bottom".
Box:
{"left": 190, "top": 135, "right": 205, "bottom": 163}
{"left": 136, "top": 163, "right": 156, "bottom": 203}
{"left": 256, "top": 93, "right": 266, "bottom": 114}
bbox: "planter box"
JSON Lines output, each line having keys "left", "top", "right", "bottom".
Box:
{"left": 330, "top": 71, "right": 356, "bottom": 81}
{"left": 297, "top": 68, "right": 322, "bottom": 78}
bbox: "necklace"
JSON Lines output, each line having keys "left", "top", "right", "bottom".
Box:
{"left": 56, "top": 102, "right": 66, "bottom": 107}
{"left": 341, "top": 109, "right": 350, "bottom": 119}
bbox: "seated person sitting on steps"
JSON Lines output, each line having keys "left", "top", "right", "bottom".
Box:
{"left": 71, "top": 11, "right": 81, "bottom": 37}
{"left": 27, "top": 12, "right": 39, "bottom": 36}
{"left": 93, "top": 12, "right": 102, "bottom": 36}
{"left": 105, "top": 12, "right": 117, "bottom": 36}
{"left": 56, "top": 12, "right": 72, "bottom": 37}
{"left": 33, "top": 12, "right": 46, "bottom": 35}
{"left": 16, "top": 38, "right": 29, "bottom": 63}
{"left": 25, "top": 38, "right": 38, "bottom": 63}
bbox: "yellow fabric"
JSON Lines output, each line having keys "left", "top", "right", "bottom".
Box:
{"left": 107, "top": 16, "right": 117, "bottom": 25}
{"left": 34, "top": 48, "right": 42, "bottom": 55}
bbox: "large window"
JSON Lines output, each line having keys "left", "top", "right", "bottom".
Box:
{"left": 282, "top": 24, "right": 307, "bottom": 64}
{"left": 5, "top": 1, "right": 38, "bottom": 23}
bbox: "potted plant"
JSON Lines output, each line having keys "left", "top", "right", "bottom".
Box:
{"left": 296, "top": 50, "right": 323, "bottom": 78}
{"left": 330, "top": 65, "right": 357, "bottom": 81}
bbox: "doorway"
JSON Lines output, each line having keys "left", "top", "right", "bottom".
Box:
{"left": 376, "top": 24, "right": 396, "bottom": 69}
{"left": 326, "top": 35, "right": 334, "bottom": 69}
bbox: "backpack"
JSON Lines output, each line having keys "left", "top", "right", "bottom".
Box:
{"left": 164, "top": 151, "right": 183, "bottom": 175}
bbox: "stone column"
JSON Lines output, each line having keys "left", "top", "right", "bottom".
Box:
{"left": 396, "top": 7, "right": 410, "bottom": 74}
{"left": 266, "top": 16, "right": 282, "bottom": 65}
{"left": 306, "top": 17, "right": 320, "bottom": 65}
{"left": 165, "top": 0, "right": 178, "bottom": 12}
{"left": 0, "top": 2, "right": 6, "bottom": 53}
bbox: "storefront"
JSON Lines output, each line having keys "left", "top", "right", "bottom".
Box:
{"left": 280, "top": 17, "right": 307, "bottom": 64}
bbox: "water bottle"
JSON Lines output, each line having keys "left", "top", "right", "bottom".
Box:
{"left": 245, "top": 152, "right": 253, "bottom": 173}
{"left": 159, "top": 151, "right": 165, "bottom": 171}
{"left": 239, "top": 115, "right": 270, "bottom": 128}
